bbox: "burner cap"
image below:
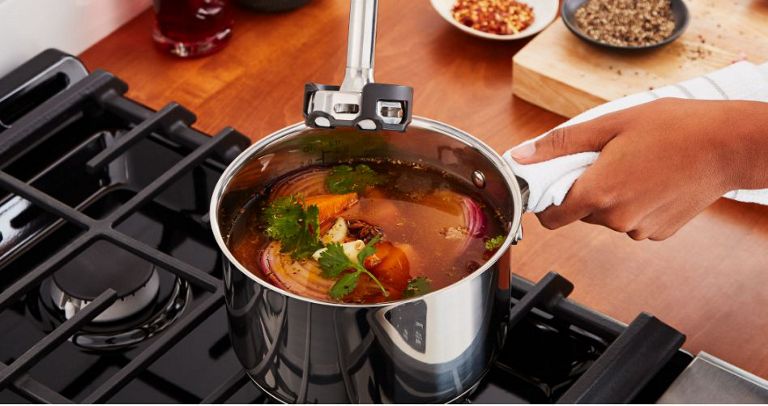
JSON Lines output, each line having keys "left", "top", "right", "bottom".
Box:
{"left": 52, "top": 240, "right": 155, "bottom": 300}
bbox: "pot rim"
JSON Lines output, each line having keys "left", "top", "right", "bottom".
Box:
{"left": 209, "top": 116, "right": 523, "bottom": 308}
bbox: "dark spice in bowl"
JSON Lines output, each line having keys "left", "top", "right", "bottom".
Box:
{"left": 575, "top": 0, "right": 676, "bottom": 47}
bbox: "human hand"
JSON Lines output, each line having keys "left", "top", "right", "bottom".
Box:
{"left": 509, "top": 98, "right": 768, "bottom": 240}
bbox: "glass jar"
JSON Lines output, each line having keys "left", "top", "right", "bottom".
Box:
{"left": 153, "top": 0, "right": 234, "bottom": 58}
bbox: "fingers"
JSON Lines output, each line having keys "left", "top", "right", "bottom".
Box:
{"left": 524, "top": 98, "right": 727, "bottom": 241}
{"left": 509, "top": 114, "right": 622, "bottom": 164}
{"left": 535, "top": 194, "right": 593, "bottom": 230}
{"left": 535, "top": 162, "right": 610, "bottom": 229}
{"left": 540, "top": 184, "right": 709, "bottom": 241}
{"left": 535, "top": 151, "right": 659, "bottom": 235}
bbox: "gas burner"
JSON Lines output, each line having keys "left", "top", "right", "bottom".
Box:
{"left": 39, "top": 240, "right": 191, "bottom": 351}
{"left": 50, "top": 241, "right": 159, "bottom": 322}
{"left": 68, "top": 277, "right": 189, "bottom": 351}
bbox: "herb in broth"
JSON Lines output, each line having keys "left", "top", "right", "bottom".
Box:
{"left": 262, "top": 195, "right": 323, "bottom": 260}
{"left": 319, "top": 236, "right": 389, "bottom": 299}
{"left": 485, "top": 235, "right": 505, "bottom": 251}
{"left": 403, "top": 276, "right": 431, "bottom": 298}
{"left": 325, "top": 164, "right": 384, "bottom": 194}
{"left": 229, "top": 161, "right": 505, "bottom": 304}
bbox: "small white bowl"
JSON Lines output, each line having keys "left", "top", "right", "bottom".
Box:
{"left": 429, "top": 0, "right": 559, "bottom": 40}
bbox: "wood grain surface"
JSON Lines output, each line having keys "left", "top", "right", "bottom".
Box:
{"left": 80, "top": 0, "right": 768, "bottom": 379}
{"left": 514, "top": 0, "right": 768, "bottom": 117}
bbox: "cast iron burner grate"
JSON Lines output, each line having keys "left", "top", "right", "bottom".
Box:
{"left": 0, "top": 50, "right": 692, "bottom": 403}
{"left": 0, "top": 50, "right": 253, "bottom": 403}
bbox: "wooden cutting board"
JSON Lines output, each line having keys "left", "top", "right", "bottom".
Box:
{"left": 512, "top": 0, "right": 768, "bottom": 118}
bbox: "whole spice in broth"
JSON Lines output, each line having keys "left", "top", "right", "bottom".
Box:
{"left": 574, "top": 0, "right": 676, "bottom": 47}
{"left": 451, "top": 0, "right": 535, "bottom": 35}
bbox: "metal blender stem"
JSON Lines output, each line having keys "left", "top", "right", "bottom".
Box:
{"left": 341, "top": 0, "right": 378, "bottom": 93}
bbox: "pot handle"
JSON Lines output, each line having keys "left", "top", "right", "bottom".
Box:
{"left": 303, "top": 0, "right": 413, "bottom": 132}
{"left": 501, "top": 146, "right": 532, "bottom": 215}
{"left": 516, "top": 176, "right": 530, "bottom": 213}
{"left": 507, "top": 174, "right": 528, "bottom": 243}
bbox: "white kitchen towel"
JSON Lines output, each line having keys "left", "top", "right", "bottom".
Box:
{"left": 504, "top": 61, "right": 768, "bottom": 213}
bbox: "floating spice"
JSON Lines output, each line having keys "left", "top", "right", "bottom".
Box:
{"left": 451, "top": 0, "right": 535, "bottom": 35}
{"left": 574, "top": 0, "right": 676, "bottom": 47}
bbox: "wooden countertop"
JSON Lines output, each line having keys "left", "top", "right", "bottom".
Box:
{"left": 81, "top": 0, "right": 768, "bottom": 378}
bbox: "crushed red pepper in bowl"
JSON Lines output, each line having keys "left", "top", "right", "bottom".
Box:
{"left": 451, "top": 0, "right": 535, "bottom": 35}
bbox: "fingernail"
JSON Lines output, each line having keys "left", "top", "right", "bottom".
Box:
{"left": 509, "top": 142, "right": 536, "bottom": 161}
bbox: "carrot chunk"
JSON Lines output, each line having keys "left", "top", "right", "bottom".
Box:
{"left": 303, "top": 193, "right": 359, "bottom": 224}
{"left": 366, "top": 241, "right": 411, "bottom": 298}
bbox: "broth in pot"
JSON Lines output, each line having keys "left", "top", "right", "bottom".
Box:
{"left": 227, "top": 160, "right": 506, "bottom": 304}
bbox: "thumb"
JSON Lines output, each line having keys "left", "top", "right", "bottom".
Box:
{"left": 509, "top": 117, "right": 620, "bottom": 164}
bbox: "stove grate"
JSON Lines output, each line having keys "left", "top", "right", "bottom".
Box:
{"left": 201, "top": 369, "right": 250, "bottom": 404}
{"left": 0, "top": 60, "right": 252, "bottom": 403}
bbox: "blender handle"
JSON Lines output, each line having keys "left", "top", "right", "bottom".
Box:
{"left": 341, "top": 0, "right": 378, "bottom": 93}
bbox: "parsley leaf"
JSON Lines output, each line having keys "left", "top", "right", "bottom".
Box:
{"left": 318, "top": 242, "right": 353, "bottom": 278}
{"left": 403, "top": 276, "right": 432, "bottom": 298}
{"left": 263, "top": 195, "right": 323, "bottom": 260}
{"left": 330, "top": 272, "right": 359, "bottom": 300}
{"left": 484, "top": 235, "right": 506, "bottom": 251}
{"left": 357, "top": 235, "right": 381, "bottom": 265}
{"left": 325, "top": 164, "right": 383, "bottom": 194}
{"left": 319, "top": 235, "right": 388, "bottom": 300}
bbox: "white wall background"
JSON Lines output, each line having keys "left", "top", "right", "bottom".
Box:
{"left": 0, "top": 0, "right": 152, "bottom": 76}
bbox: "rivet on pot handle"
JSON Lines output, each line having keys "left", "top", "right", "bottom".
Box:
{"left": 303, "top": 0, "right": 413, "bottom": 132}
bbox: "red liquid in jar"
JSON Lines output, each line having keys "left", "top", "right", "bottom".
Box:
{"left": 153, "top": 0, "right": 233, "bottom": 58}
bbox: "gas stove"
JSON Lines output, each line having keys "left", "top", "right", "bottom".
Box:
{"left": 0, "top": 50, "right": 763, "bottom": 404}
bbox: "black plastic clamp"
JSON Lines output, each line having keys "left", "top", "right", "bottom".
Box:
{"left": 303, "top": 82, "right": 413, "bottom": 132}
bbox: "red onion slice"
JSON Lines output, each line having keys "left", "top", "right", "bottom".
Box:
{"left": 270, "top": 168, "right": 330, "bottom": 200}
{"left": 462, "top": 196, "right": 486, "bottom": 238}
{"left": 424, "top": 189, "right": 487, "bottom": 252}
{"left": 260, "top": 242, "right": 333, "bottom": 301}
{"left": 260, "top": 242, "right": 380, "bottom": 302}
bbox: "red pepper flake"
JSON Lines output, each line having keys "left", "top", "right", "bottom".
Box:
{"left": 451, "top": 0, "right": 535, "bottom": 35}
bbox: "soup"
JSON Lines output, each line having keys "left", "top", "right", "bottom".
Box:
{"left": 227, "top": 160, "right": 506, "bottom": 304}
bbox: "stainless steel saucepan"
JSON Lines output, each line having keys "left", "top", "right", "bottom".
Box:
{"left": 210, "top": 0, "right": 528, "bottom": 402}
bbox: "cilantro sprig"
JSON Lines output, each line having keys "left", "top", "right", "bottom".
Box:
{"left": 484, "top": 235, "right": 505, "bottom": 251}
{"left": 263, "top": 195, "right": 323, "bottom": 260}
{"left": 325, "top": 164, "right": 384, "bottom": 194}
{"left": 319, "top": 235, "right": 388, "bottom": 300}
{"left": 403, "top": 276, "right": 432, "bottom": 298}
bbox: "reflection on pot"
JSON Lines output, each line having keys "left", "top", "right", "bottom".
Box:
{"left": 224, "top": 248, "right": 512, "bottom": 402}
